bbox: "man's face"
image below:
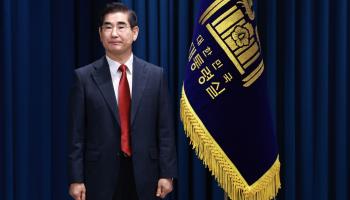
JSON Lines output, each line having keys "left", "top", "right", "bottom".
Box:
{"left": 99, "top": 12, "right": 139, "bottom": 56}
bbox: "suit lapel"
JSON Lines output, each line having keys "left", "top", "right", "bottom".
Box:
{"left": 92, "top": 57, "right": 120, "bottom": 125}
{"left": 131, "top": 56, "right": 149, "bottom": 126}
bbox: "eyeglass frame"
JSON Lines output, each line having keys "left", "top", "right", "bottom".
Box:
{"left": 100, "top": 22, "right": 133, "bottom": 34}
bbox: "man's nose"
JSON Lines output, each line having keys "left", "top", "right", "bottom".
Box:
{"left": 111, "top": 27, "right": 119, "bottom": 37}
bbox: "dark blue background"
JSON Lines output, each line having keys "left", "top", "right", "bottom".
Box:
{"left": 1, "top": 0, "right": 349, "bottom": 200}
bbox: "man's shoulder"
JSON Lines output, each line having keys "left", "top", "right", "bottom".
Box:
{"left": 134, "top": 56, "right": 163, "bottom": 73}
{"left": 74, "top": 57, "right": 105, "bottom": 76}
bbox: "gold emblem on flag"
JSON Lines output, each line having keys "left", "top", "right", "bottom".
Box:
{"left": 200, "top": 0, "right": 264, "bottom": 87}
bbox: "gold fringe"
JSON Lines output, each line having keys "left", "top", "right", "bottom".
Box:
{"left": 180, "top": 86, "right": 281, "bottom": 200}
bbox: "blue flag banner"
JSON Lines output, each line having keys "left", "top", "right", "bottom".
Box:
{"left": 180, "top": 0, "right": 281, "bottom": 199}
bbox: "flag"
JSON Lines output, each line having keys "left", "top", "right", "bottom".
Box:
{"left": 180, "top": 0, "right": 281, "bottom": 199}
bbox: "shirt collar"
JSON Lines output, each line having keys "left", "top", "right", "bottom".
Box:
{"left": 106, "top": 53, "right": 133, "bottom": 74}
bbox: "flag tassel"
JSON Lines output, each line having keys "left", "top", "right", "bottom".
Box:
{"left": 180, "top": 86, "right": 281, "bottom": 200}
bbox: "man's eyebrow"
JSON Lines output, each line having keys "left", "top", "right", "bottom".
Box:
{"left": 116, "top": 21, "right": 128, "bottom": 26}
{"left": 103, "top": 22, "right": 113, "bottom": 26}
{"left": 102, "top": 21, "right": 128, "bottom": 26}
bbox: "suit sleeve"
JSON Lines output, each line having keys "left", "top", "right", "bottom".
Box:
{"left": 158, "top": 68, "right": 178, "bottom": 178}
{"left": 67, "top": 71, "right": 85, "bottom": 184}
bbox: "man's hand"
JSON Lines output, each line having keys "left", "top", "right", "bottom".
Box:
{"left": 156, "top": 178, "right": 173, "bottom": 198}
{"left": 69, "top": 183, "right": 86, "bottom": 200}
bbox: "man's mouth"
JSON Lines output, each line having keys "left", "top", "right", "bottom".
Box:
{"left": 109, "top": 41, "right": 122, "bottom": 45}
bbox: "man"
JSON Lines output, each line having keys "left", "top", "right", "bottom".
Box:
{"left": 68, "top": 3, "right": 177, "bottom": 200}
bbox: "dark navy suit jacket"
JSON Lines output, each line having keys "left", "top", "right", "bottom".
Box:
{"left": 68, "top": 56, "right": 177, "bottom": 200}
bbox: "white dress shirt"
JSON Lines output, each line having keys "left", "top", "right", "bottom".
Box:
{"left": 106, "top": 54, "right": 133, "bottom": 104}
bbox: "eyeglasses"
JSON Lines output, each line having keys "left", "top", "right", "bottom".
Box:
{"left": 101, "top": 24, "right": 130, "bottom": 33}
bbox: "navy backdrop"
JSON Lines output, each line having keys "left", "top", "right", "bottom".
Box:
{"left": 0, "top": 0, "right": 349, "bottom": 200}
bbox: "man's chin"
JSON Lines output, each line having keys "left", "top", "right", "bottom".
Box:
{"left": 108, "top": 48, "right": 124, "bottom": 54}
{"left": 106, "top": 48, "right": 131, "bottom": 56}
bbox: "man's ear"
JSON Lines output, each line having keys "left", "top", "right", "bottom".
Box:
{"left": 132, "top": 26, "right": 139, "bottom": 41}
{"left": 98, "top": 27, "right": 102, "bottom": 41}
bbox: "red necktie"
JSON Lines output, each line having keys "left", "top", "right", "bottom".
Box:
{"left": 118, "top": 64, "right": 132, "bottom": 156}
